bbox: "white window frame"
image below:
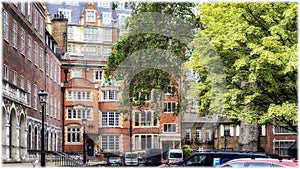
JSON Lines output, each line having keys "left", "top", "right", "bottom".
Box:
{"left": 53, "top": 97, "right": 56, "bottom": 118}
{"left": 118, "top": 14, "right": 129, "bottom": 27}
{"left": 103, "top": 47, "right": 111, "bottom": 55}
{"left": 86, "top": 10, "right": 95, "bottom": 22}
{"left": 103, "top": 29, "right": 112, "bottom": 41}
{"left": 3, "top": 10, "right": 9, "bottom": 41}
{"left": 27, "top": 3, "right": 32, "bottom": 23}
{"left": 134, "top": 110, "right": 158, "bottom": 127}
{"left": 20, "top": 75, "right": 24, "bottom": 89}
{"left": 163, "top": 123, "right": 177, "bottom": 133}
{"left": 66, "top": 126, "right": 81, "bottom": 143}
{"left": 117, "top": 2, "right": 125, "bottom": 9}
{"left": 163, "top": 102, "right": 176, "bottom": 113}
{"left": 3, "top": 65, "right": 9, "bottom": 80}
{"left": 50, "top": 95, "right": 53, "bottom": 116}
{"left": 95, "top": 70, "right": 103, "bottom": 80}
{"left": 220, "top": 124, "right": 234, "bottom": 136}
{"left": 21, "top": 2, "right": 25, "bottom": 15}
{"left": 34, "top": 42, "right": 38, "bottom": 66}
{"left": 20, "top": 28, "right": 25, "bottom": 55}
{"left": 83, "top": 27, "right": 98, "bottom": 41}
{"left": 102, "top": 12, "right": 111, "bottom": 24}
{"left": 68, "top": 27, "right": 73, "bottom": 39}
{"left": 274, "top": 124, "right": 297, "bottom": 134}
{"left": 98, "top": 2, "right": 110, "bottom": 7}
{"left": 67, "top": 107, "right": 91, "bottom": 120}
{"left": 205, "top": 128, "right": 212, "bottom": 142}
{"left": 53, "top": 62, "right": 57, "bottom": 82}
{"left": 27, "top": 36, "right": 32, "bottom": 61}
{"left": 33, "top": 84, "right": 37, "bottom": 110}
{"left": 57, "top": 65, "right": 61, "bottom": 84}
{"left": 101, "top": 135, "right": 120, "bottom": 151}
{"left": 67, "top": 91, "right": 91, "bottom": 101}
{"left": 102, "top": 90, "right": 119, "bottom": 101}
{"left": 45, "top": 54, "right": 49, "bottom": 75}
{"left": 101, "top": 111, "right": 120, "bottom": 127}
{"left": 39, "top": 47, "right": 43, "bottom": 70}
{"left": 57, "top": 100, "right": 60, "bottom": 120}
{"left": 13, "top": 20, "right": 18, "bottom": 48}
{"left": 186, "top": 129, "right": 191, "bottom": 140}
{"left": 39, "top": 16, "right": 43, "bottom": 36}
{"left": 34, "top": 10, "right": 38, "bottom": 30}
{"left": 196, "top": 128, "right": 202, "bottom": 141}
{"left": 13, "top": 70, "right": 17, "bottom": 85}
{"left": 274, "top": 140, "right": 295, "bottom": 156}
{"left": 27, "top": 80, "right": 31, "bottom": 107}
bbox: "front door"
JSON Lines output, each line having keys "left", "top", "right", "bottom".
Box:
{"left": 87, "top": 139, "right": 94, "bottom": 156}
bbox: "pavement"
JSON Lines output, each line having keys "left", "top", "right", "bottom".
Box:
{"left": 1, "top": 161, "right": 57, "bottom": 168}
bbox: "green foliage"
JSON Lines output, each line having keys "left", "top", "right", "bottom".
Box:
{"left": 189, "top": 2, "right": 297, "bottom": 132}
{"left": 182, "top": 145, "right": 193, "bottom": 158}
{"left": 105, "top": 2, "right": 197, "bottom": 110}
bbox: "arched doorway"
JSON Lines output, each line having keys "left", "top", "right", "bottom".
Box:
{"left": 28, "top": 125, "right": 32, "bottom": 150}
{"left": 34, "top": 127, "right": 38, "bottom": 150}
{"left": 9, "top": 109, "right": 17, "bottom": 159}
{"left": 86, "top": 139, "right": 94, "bottom": 156}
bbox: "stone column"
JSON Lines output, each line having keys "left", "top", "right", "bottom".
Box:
{"left": 15, "top": 126, "right": 20, "bottom": 161}
{"left": 5, "top": 124, "right": 10, "bottom": 160}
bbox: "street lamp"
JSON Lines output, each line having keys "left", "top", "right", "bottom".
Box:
{"left": 38, "top": 89, "right": 48, "bottom": 167}
{"left": 82, "top": 118, "right": 87, "bottom": 165}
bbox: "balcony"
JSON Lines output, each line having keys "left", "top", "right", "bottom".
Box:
{"left": 2, "top": 81, "right": 28, "bottom": 106}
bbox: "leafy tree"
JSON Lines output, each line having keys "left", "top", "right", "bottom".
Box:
{"left": 104, "top": 2, "right": 198, "bottom": 113}
{"left": 189, "top": 2, "right": 297, "bottom": 133}
{"left": 182, "top": 145, "right": 194, "bottom": 158}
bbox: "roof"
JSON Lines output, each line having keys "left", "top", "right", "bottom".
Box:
{"left": 45, "top": 1, "right": 131, "bottom": 27}
{"left": 182, "top": 113, "right": 219, "bottom": 123}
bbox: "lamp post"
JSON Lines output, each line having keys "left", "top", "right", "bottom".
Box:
{"left": 129, "top": 98, "right": 133, "bottom": 153}
{"left": 82, "top": 118, "right": 87, "bottom": 165}
{"left": 38, "top": 89, "right": 48, "bottom": 167}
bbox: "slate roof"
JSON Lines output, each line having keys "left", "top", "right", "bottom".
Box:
{"left": 182, "top": 113, "right": 219, "bottom": 123}
{"left": 45, "top": 1, "right": 131, "bottom": 25}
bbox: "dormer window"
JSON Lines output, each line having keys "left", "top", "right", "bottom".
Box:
{"left": 98, "top": 2, "right": 110, "bottom": 7}
{"left": 102, "top": 12, "right": 111, "bottom": 24}
{"left": 86, "top": 10, "right": 95, "bottom": 22}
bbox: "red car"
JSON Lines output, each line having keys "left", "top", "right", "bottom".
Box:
{"left": 218, "top": 158, "right": 298, "bottom": 168}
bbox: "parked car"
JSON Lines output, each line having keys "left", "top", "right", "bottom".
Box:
{"left": 159, "top": 151, "right": 278, "bottom": 167}
{"left": 124, "top": 152, "right": 139, "bottom": 166}
{"left": 107, "top": 156, "right": 123, "bottom": 166}
{"left": 218, "top": 158, "right": 298, "bottom": 168}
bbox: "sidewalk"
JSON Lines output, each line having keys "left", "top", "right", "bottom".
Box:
{"left": 2, "top": 161, "right": 56, "bottom": 168}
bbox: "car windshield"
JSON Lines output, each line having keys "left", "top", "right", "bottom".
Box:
{"left": 170, "top": 153, "right": 182, "bottom": 158}
{"left": 109, "top": 157, "right": 120, "bottom": 160}
{"left": 126, "top": 153, "right": 138, "bottom": 159}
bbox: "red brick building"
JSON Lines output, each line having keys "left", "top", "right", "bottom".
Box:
{"left": 2, "top": 2, "right": 62, "bottom": 162}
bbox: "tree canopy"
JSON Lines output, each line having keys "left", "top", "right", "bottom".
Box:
{"left": 105, "top": 2, "right": 197, "bottom": 112}
{"left": 188, "top": 2, "right": 298, "bottom": 132}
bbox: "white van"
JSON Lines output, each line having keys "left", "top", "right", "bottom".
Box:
{"left": 167, "top": 149, "right": 183, "bottom": 164}
{"left": 124, "top": 152, "right": 139, "bottom": 166}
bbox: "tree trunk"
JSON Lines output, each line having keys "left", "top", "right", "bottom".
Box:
{"left": 238, "top": 120, "right": 258, "bottom": 151}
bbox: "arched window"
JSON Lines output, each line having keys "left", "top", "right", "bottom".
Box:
{"left": 28, "top": 125, "right": 32, "bottom": 149}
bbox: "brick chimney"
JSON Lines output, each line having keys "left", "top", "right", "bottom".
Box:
{"left": 51, "top": 11, "right": 68, "bottom": 57}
